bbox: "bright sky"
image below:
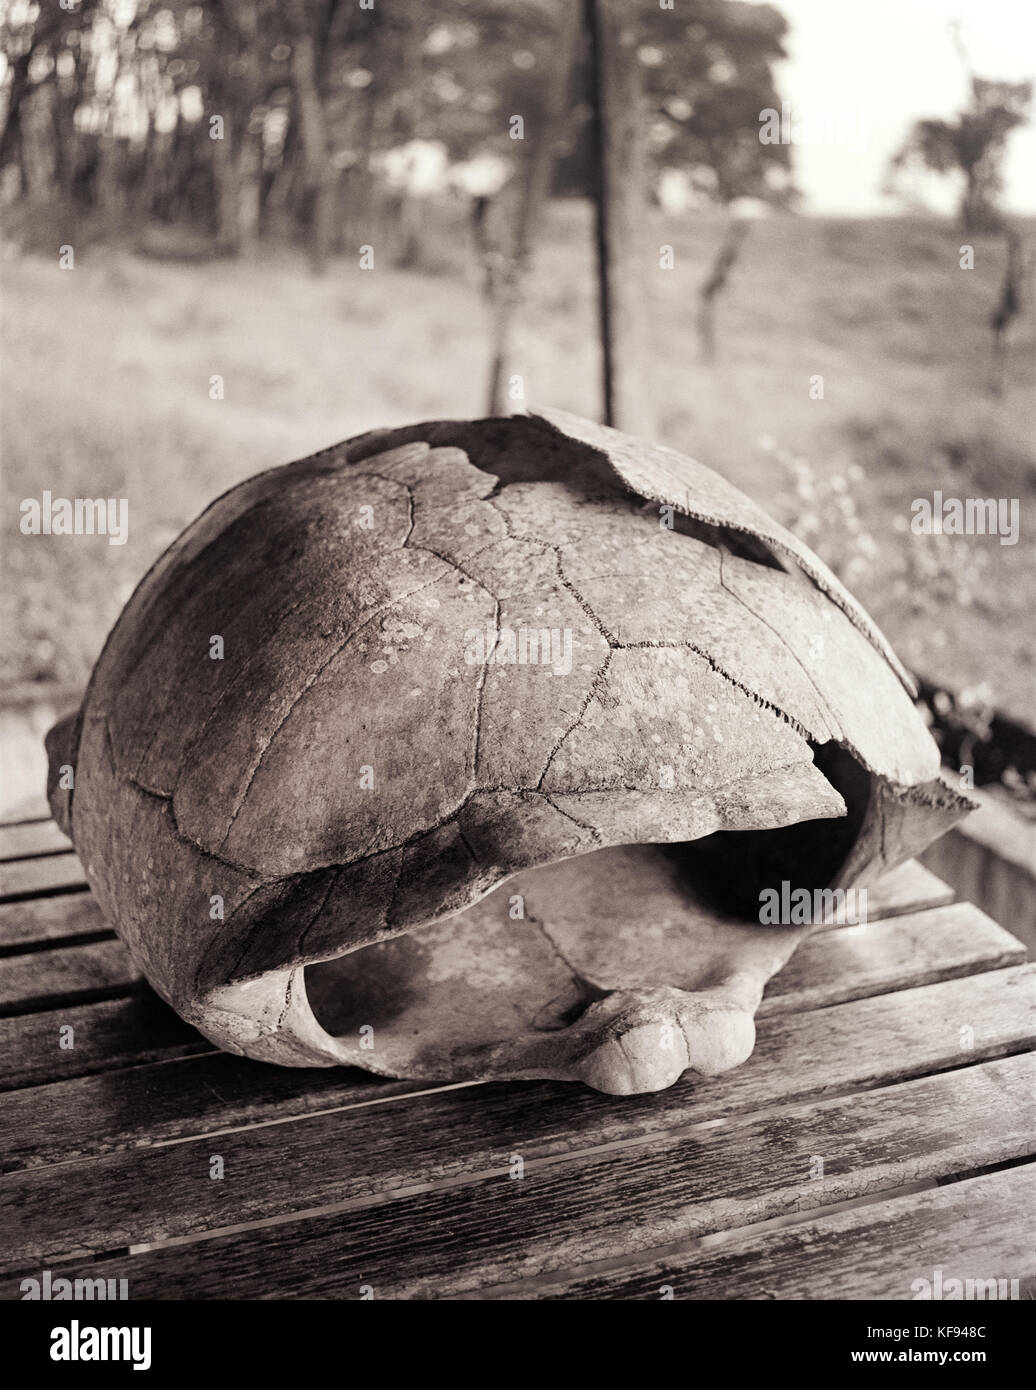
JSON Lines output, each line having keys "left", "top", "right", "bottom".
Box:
{"left": 772, "top": 0, "right": 1036, "bottom": 214}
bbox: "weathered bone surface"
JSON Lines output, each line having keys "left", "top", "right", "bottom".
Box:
{"left": 45, "top": 410, "right": 972, "bottom": 1094}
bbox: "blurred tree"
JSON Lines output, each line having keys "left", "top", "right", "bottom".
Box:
{"left": 637, "top": 0, "right": 793, "bottom": 205}
{"left": 447, "top": 0, "right": 582, "bottom": 412}
{"left": 988, "top": 224, "right": 1025, "bottom": 398}
{"left": 888, "top": 77, "right": 1032, "bottom": 233}
{"left": 284, "top": 0, "right": 340, "bottom": 272}
{"left": 886, "top": 33, "right": 1031, "bottom": 397}
{"left": 623, "top": 0, "right": 794, "bottom": 364}
{"left": 0, "top": 0, "right": 98, "bottom": 196}
{"left": 207, "top": 1, "right": 264, "bottom": 255}
{"left": 547, "top": 0, "right": 792, "bottom": 205}
{"left": 0, "top": 0, "right": 792, "bottom": 280}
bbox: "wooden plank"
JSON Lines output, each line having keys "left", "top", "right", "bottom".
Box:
{"left": 761, "top": 902, "right": 1025, "bottom": 1015}
{"left": 0, "top": 894, "right": 1023, "bottom": 1087}
{"left": 0, "top": 939, "right": 141, "bottom": 1016}
{"left": 0, "top": 820, "right": 71, "bottom": 863}
{"left": 0, "top": 893, "right": 1016, "bottom": 1025}
{"left": 4, "top": 960, "right": 1033, "bottom": 1174}
{"left": 0, "top": 792, "right": 51, "bottom": 825}
{"left": 5, "top": 1054, "right": 1030, "bottom": 1292}
{"left": 0, "top": 853, "right": 86, "bottom": 902}
{"left": 848, "top": 860, "right": 954, "bottom": 923}
{"left": 488, "top": 1164, "right": 1036, "bottom": 1301}
{"left": 0, "top": 995, "right": 209, "bottom": 1092}
{"left": 0, "top": 892, "right": 109, "bottom": 952}
{"left": 0, "top": 1053, "right": 425, "bottom": 1173}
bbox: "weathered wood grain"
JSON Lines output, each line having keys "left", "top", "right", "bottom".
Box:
{"left": 484, "top": 1164, "right": 1036, "bottom": 1300}
{"left": 0, "top": 820, "right": 72, "bottom": 863}
{"left": 0, "top": 940, "right": 141, "bottom": 1016}
{"left": 4, "top": 1055, "right": 1030, "bottom": 1294}
{"left": 0, "top": 895, "right": 1015, "bottom": 1028}
{"left": 0, "top": 853, "right": 86, "bottom": 902}
{"left": 0, "top": 1054, "right": 428, "bottom": 1172}
{"left": 3, "top": 962, "right": 1032, "bottom": 1174}
{"left": 0, "top": 892, "right": 109, "bottom": 952}
{"left": 1, "top": 826, "right": 1016, "bottom": 1303}
{"left": 0, "top": 794, "right": 51, "bottom": 827}
{"left": 0, "top": 995, "right": 208, "bottom": 1092}
{"left": 761, "top": 902, "right": 1024, "bottom": 1014}
{"left": 844, "top": 859, "right": 954, "bottom": 923}
{"left": 0, "top": 892, "right": 1023, "bottom": 1091}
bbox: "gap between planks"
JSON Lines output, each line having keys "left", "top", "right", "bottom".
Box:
{"left": 460, "top": 1162, "right": 1036, "bottom": 1301}
{"left": 0, "top": 898, "right": 1020, "bottom": 1041}
{"left": 0, "top": 891, "right": 110, "bottom": 953}
{"left": 0, "top": 897, "right": 1025, "bottom": 1096}
{"left": 0, "top": 853, "right": 86, "bottom": 903}
{"left": 2, "top": 1053, "right": 1031, "bottom": 1295}
{"left": 2, "top": 960, "right": 1033, "bottom": 1174}
{"left": 0, "top": 819, "right": 72, "bottom": 865}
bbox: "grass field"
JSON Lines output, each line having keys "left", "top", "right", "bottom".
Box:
{"left": 3, "top": 201, "right": 1034, "bottom": 721}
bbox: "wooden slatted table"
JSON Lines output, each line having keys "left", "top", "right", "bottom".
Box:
{"left": 1, "top": 812, "right": 1033, "bottom": 1301}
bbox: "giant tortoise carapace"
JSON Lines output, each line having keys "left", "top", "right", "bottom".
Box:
{"left": 46, "top": 409, "right": 971, "bottom": 1095}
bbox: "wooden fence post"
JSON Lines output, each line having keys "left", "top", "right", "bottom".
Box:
{"left": 583, "top": 0, "right": 648, "bottom": 435}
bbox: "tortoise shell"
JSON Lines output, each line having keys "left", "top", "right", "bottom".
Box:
{"left": 46, "top": 410, "right": 970, "bottom": 1094}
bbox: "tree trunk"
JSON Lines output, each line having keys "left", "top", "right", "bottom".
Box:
{"left": 989, "top": 226, "right": 1023, "bottom": 397}
{"left": 207, "top": 0, "right": 263, "bottom": 255}
{"left": 237, "top": 129, "right": 261, "bottom": 253}
{"left": 697, "top": 218, "right": 748, "bottom": 363}
{"left": 94, "top": 125, "right": 120, "bottom": 212}
{"left": 0, "top": 48, "right": 34, "bottom": 175}
{"left": 212, "top": 124, "right": 241, "bottom": 253}
{"left": 478, "top": 4, "right": 581, "bottom": 415}
{"left": 289, "top": 24, "right": 334, "bottom": 274}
